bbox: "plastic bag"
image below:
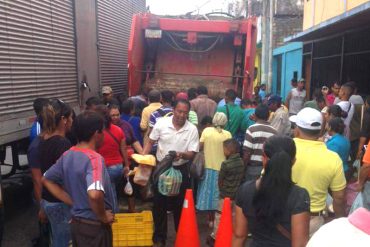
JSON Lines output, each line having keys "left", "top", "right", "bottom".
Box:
{"left": 190, "top": 151, "right": 205, "bottom": 180}
{"left": 133, "top": 164, "right": 153, "bottom": 186}
{"left": 158, "top": 167, "right": 182, "bottom": 196}
{"left": 124, "top": 180, "right": 133, "bottom": 195}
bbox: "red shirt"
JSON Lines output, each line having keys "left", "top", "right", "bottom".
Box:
{"left": 98, "top": 124, "right": 125, "bottom": 166}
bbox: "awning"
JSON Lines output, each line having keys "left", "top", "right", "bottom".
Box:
{"left": 285, "top": 2, "right": 370, "bottom": 42}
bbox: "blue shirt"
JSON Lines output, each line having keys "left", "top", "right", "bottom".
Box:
{"left": 27, "top": 136, "right": 41, "bottom": 169}
{"left": 326, "top": 134, "right": 350, "bottom": 172}
{"left": 44, "top": 147, "right": 116, "bottom": 220}
{"left": 29, "top": 120, "right": 41, "bottom": 142}
{"left": 121, "top": 114, "right": 143, "bottom": 145}
{"left": 258, "top": 89, "right": 266, "bottom": 100}
{"left": 218, "top": 98, "right": 241, "bottom": 108}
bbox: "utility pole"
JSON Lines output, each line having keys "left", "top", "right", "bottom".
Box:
{"left": 261, "top": 0, "right": 269, "bottom": 88}
{"left": 267, "top": 0, "right": 274, "bottom": 90}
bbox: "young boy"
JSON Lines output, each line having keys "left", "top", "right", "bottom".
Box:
{"left": 208, "top": 138, "right": 245, "bottom": 245}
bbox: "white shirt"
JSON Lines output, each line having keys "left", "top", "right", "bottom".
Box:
{"left": 289, "top": 88, "right": 306, "bottom": 115}
{"left": 149, "top": 116, "right": 199, "bottom": 166}
{"left": 337, "top": 101, "right": 354, "bottom": 139}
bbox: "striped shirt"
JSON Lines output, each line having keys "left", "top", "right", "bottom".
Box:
{"left": 243, "top": 121, "right": 277, "bottom": 167}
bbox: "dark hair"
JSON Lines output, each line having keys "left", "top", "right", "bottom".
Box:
{"left": 73, "top": 111, "right": 104, "bottom": 143}
{"left": 253, "top": 136, "right": 296, "bottom": 226}
{"left": 316, "top": 95, "right": 326, "bottom": 104}
{"left": 223, "top": 138, "right": 240, "bottom": 154}
{"left": 313, "top": 88, "right": 323, "bottom": 100}
{"left": 41, "top": 99, "right": 72, "bottom": 134}
{"left": 121, "top": 100, "right": 134, "bottom": 115}
{"left": 148, "top": 90, "right": 161, "bottom": 103}
{"left": 161, "top": 90, "right": 174, "bottom": 104}
{"left": 33, "top": 98, "right": 49, "bottom": 116}
{"left": 255, "top": 104, "right": 269, "bottom": 121}
{"left": 200, "top": 116, "right": 213, "bottom": 126}
{"left": 197, "top": 86, "right": 208, "bottom": 95}
{"left": 85, "top": 97, "right": 102, "bottom": 109}
{"left": 291, "top": 78, "right": 297, "bottom": 84}
{"left": 298, "top": 126, "right": 321, "bottom": 137}
{"left": 341, "top": 83, "right": 354, "bottom": 96}
{"left": 327, "top": 105, "right": 343, "bottom": 118}
{"left": 187, "top": 88, "right": 197, "bottom": 100}
{"left": 241, "top": 99, "right": 253, "bottom": 107}
{"left": 94, "top": 104, "right": 111, "bottom": 128}
{"left": 173, "top": 99, "right": 191, "bottom": 111}
{"left": 260, "top": 84, "right": 266, "bottom": 89}
{"left": 109, "top": 104, "right": 120, "bottom": 112}
{"left": 225, "top": 89, "right": 237, "bottom": 101}
{"left": 328, "top": 117, "right": 345, "bottom": 135}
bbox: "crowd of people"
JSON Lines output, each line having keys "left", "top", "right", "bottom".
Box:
{"left": 26, "top": 81, "right": 370, "bottom": 247}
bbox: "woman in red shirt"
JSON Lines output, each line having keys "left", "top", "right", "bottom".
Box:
{"left": 95, "top": 105, "right": 129, "bottom": 213}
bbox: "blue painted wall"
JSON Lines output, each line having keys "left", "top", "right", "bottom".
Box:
{"left": 272, "top": 42, "right": 303, "bottom": 101}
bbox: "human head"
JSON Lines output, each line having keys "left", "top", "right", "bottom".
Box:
{"left": 240, "top": 99, "right": 253, "bottom": 109}
{"left": 176, "top": 92, "right": 188, "bottom": 101}
{"left": 328, "top": 117, "right": 345, "bottom": 135}
{"left": 109, "top": 105, "right": 121, "bottom": 125}
{"left": 121, "top": 100, "right": 134, "bottom": 115}
{"left": 173, "top": 100, "right": 190, "bottom": 127}
{"left": 161, "top": 90, "right": 174, "bottom": 105}
{"left": 330, "top": 82, "right": 341, "bottom": 96}
{"left": 327, "top": 105, "right": 343, "bottom": 120}
{"left": 291, "top": 78, "right": 297, "bottom": 88}
{"left": 255, "top": 104, "right": 270, "bottom": 121}
{"left": 339, "top": 83, "right": 354, "bottom": 101}
{"left": 212, "top": 112, "right": 228, "bottom": 133}
{"left": 197, "top": 86, "right": 208, "bottom": 96}
{"left": 260, "top": 84, "right": 266, "bottom": 91}
{"left": 148, "top": 89, "right": 161, "bottom": 103}
{"left": 33, "top": 98, "right": 49, "bottom": 116}
{"left": 289, "top": 107, "right": 323, "bottom": 139}
{"left": 85, "top": 96, "right": 102, "bottom": 111}
{"left": 94, "top": 104, "right": 111, "bottom": 129}
{"left": 223, "top": 138, "right": 240, "bottom": 158}
{"left": 42, "top": 99, "right": 73, "bottom": 135}
{"left": 200, "top": 116, "right": 213, "bottom": 129}
{"left": 225, "top": 89, "right": 237, "bottom": 103}
{"left": 187, "top": 88, "right": 197, "bottom": 100}
{"left": 263, "top": 135, "right": 296, "bottom": 170}
{"left": 346, "top": 81, "right": 358, "bottom": 95}
{"left": 297, "top": 78, "right": 305, "bottom": 90}
{"left": 73, "top": 111, "right": 105, "bottom": 149}
{"left": 102, "top": 86, "right": 113, "bottom": 102}
{"left": 267, "top": 95, "right": 282, "bottom": 112}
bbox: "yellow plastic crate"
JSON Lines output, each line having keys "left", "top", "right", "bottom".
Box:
{"left": 113, "top": 211, "right": 153, "bottom": 247}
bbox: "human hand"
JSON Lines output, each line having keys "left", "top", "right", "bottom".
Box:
{"left": 102, "top": 210, "right": 115, "bottom": 225}
{"left": 355, "top": 182, "right": 364, "bottom": 192}
{"left": 38, "top": 208, "right": 48, "bottom": 224}
{"left": 123, "top": 166, "right": 130, "bottom": 177}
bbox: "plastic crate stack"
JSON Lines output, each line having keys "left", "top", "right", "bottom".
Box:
{"left": 112, "top": 211, "right": 153, "bottom": 247}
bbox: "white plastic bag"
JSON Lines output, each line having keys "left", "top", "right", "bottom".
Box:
{"left": 124, "top": 180, "right": 133, "bottom": 195}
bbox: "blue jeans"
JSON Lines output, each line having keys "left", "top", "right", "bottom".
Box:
{"left": 41, "top": 200, "right": 71, "bottom": 247}
{"left": 106, "top": 164, "right": 123, "bottom": 213}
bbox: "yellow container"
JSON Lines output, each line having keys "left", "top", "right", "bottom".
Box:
{"left": 112, "top": 211, "right": 153, "bottom": 247}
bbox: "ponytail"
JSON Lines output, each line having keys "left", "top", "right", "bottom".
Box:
{"left": 41, "top": 105, "right": 56, "bottom": 134}
{"left": 253, "top": 136, "right": 296, "bottom": 226}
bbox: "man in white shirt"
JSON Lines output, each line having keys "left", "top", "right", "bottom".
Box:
{"left": 336, "top": 83, "right": 355, "bottom": 139}
{"left": 143, "top": 100, "right": 199, "bottom": 247}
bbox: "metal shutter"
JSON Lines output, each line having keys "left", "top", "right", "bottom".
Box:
{"left": 0, "top": 0, "right": 78, "bottom": 117}
{"left": 97, "top": 0, "right": 146, "bottom": 96}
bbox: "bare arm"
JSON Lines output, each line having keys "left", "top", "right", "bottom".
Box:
{"left": 88, "top": 190, "right": 114, "bottom": 224}
{"left": 31, "top": 168, "right": 42, "bottom": 203}
{"left": 142, "top": 139, "right": 155, "bottom": 155}
{"left": 357, "top": 137, "right": 367, "bottom": 159}
{"left": 232, "top": 205, "right": 248, "bottom": 247}
{"left": 132, "top": 141, "right": 143, "bottom": 154}
{"left": 285, "top": 92, "right": 292, "bottom": 109}
{"left": 291, "top": 212, "right": 310, "bottom": 247}
{"left": 120, "top": 140, "right": 130, "bottom": 170}
{"left": 331, "top": 189, "right": 346, "bottom": 217}
{"left": 199, "top": 142, "right": 204, "bottom": 152}
{"left": 177, "top": 151, "right": 196, "bottom": 161}
{"left": 42, "top": 177, "right": 73, "bottom": 206}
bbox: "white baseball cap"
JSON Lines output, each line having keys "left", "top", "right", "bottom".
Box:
{"left": 289, "top": 107, "right": 323, "bottom": 130}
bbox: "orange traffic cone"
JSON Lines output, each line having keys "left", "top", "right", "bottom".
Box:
{"left": 215, "top": 197, "right": 233, "bottom": 247}
{"left": 175, "top": 189, "right": 200, "bottom": 247}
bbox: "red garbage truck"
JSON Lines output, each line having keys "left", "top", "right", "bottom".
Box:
{"left": 128, "top": 13, "right": 257, "bottom": 100}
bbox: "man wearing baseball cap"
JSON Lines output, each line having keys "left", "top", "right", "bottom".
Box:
{"left": 101, "top": 86, "right": 119, "bottom": 107}
{"left": 290, "top": 107, "right": 346, "bottom": 236}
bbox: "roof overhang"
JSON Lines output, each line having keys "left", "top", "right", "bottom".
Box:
{"left": 285, "top": 2, "right": 370, "bottom": 42}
